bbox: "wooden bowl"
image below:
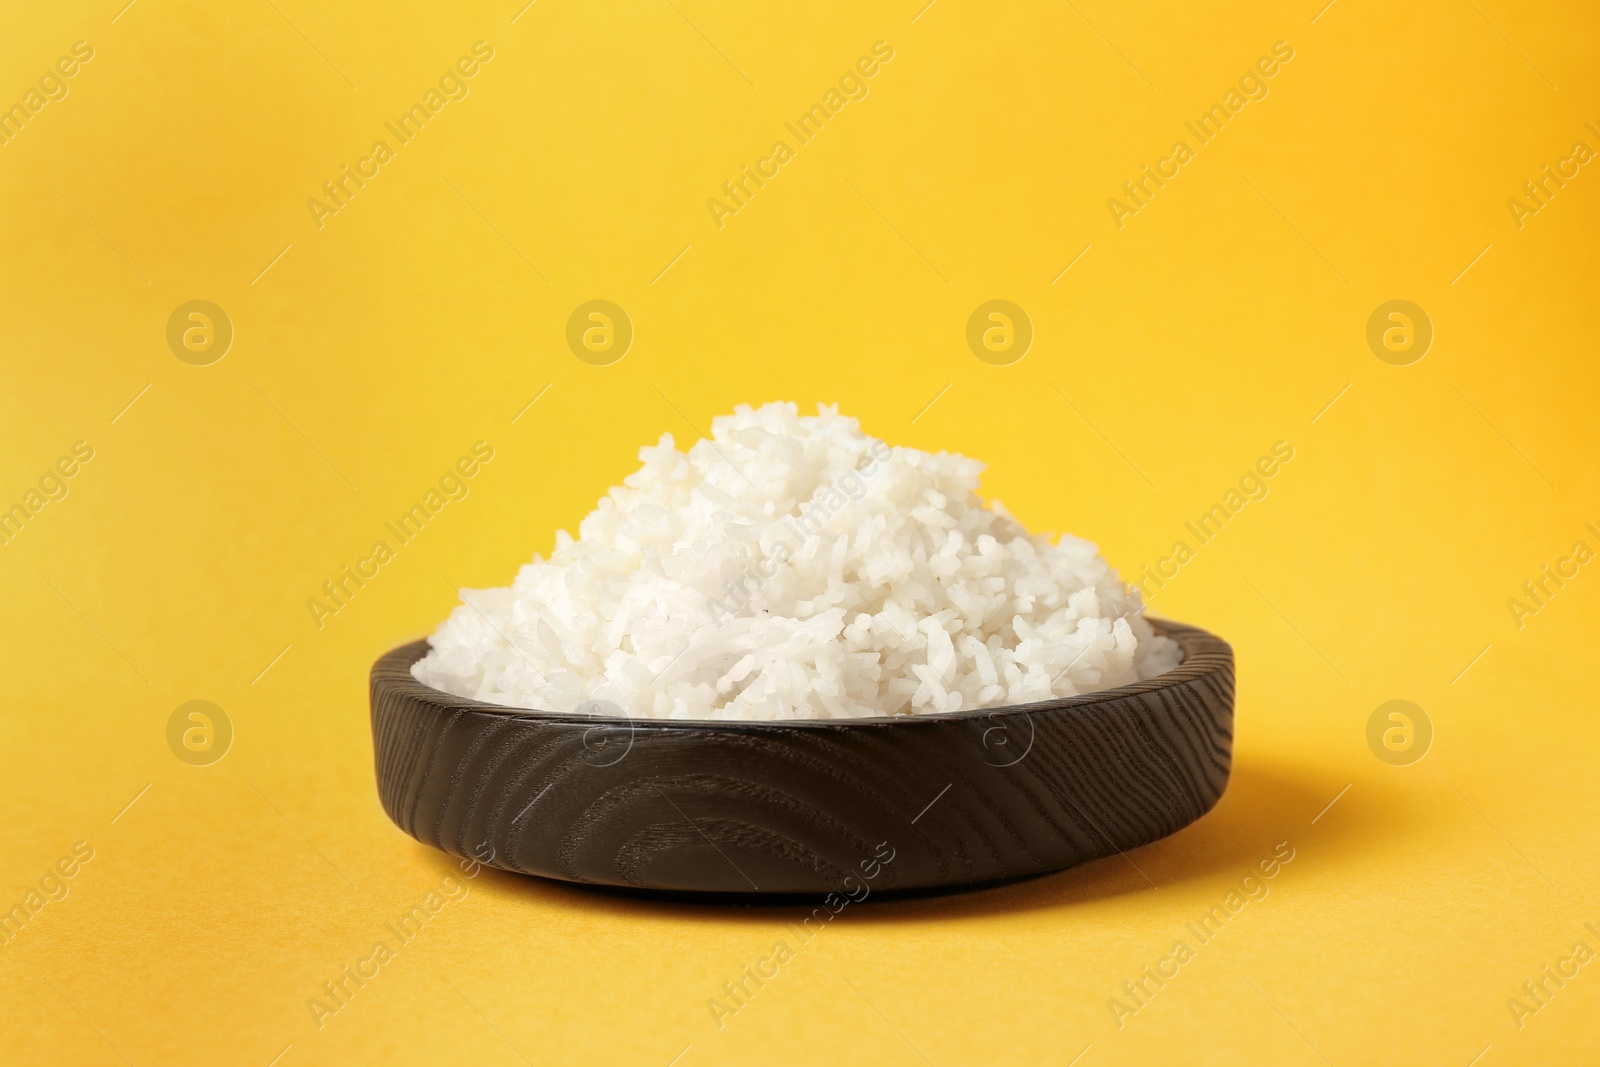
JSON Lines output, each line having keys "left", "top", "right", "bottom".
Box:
{"left": 370, "top": 618, "right": 1233, "bottom": 897}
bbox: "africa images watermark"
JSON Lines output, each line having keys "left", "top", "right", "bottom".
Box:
{"left": 1504, "top": 518, "right": 1598, "bottom": 630}
{"left": 0, "top": 40, "right": 95, "bottom": 149}
{"left": 306, "top": 441, "right": 495, "bottom": 629}
{"left": 1497, "top": 927, "right": 1600, "bottom": 1036}
{"left": 1505, "top": 121, "right": 1598, "bottom": 231}
{"left": 1134, "top": 441, "right": 1295, "bottom": 603}
{"left": 1107, "top": 840, "right": 1296, "bottom": 1029}
{"left": 703, "top": 439, "right": 895, "bottom": 623}
{"left": 705, "top": 41, "right": 896, "bottom": 230}
{"left": 1503, "top": 919, "right": 1600, "bottom": 1032}
{"left": 306, "top": 41, "right": 496, "bottom": 230}
{"left": 305, "top": 871, "right": 472, "bottom": 1030}
{"left": 706, "top": 841, "right": 897, "bottom": 1031}
{"left": 0, "top": 440, "right": 95, "bottom": 550}
{"left": 166, "top": 700, "right": 234, "bottom": 767}
{"left": 1106, "top": 40, "right": 1295, "bottom": 229}
{"left": 1, "top": 840, "right": 95, "bottom": 951}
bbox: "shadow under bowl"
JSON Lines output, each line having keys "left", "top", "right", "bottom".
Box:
{"left": 369, "top": 618, "right": 1233, "bottom": 897}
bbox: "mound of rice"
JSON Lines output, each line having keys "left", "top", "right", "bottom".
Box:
{"left": 412, "top": 402, "right": 1180, "bottom": 720}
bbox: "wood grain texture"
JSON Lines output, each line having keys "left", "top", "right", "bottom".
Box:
{"left": 369, "top": 619, "right": 1233, "bottom": 896}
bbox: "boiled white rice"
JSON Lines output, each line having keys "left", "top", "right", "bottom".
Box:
{"left": 412, "top": 402, "right": 1180, "bottom": 720}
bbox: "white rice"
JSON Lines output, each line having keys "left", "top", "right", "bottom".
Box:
{"left": 412, "top": 402, "right": 1180, "bottom": 720}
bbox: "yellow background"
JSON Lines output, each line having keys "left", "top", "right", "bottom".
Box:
{"left": 2, "top": 0, "right": 1597, "bottom": 1063}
